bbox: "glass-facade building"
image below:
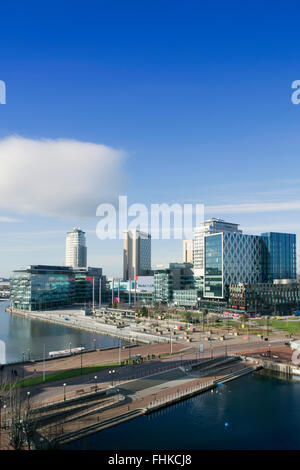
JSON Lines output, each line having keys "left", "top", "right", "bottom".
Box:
{"left": 204, "top": 232, "right": 262, "bottom": 300}
{"left": 11, "top": 266, "right": 75, "bottom": 311}
{"left": 108, "top": 279, "right": 154, "bottom": 305}
{"left": 173, "top": 289, "right": 201, "bottom": 307}
{"left": 229, "top": 281, "right": 300, "bottom": 314}
{"left": 261, "top": 232, "right": 296, "bottom": 282}
{"left": 11, "top": 265, "right": 105, "bottom": 311}
{"left": 154, "top": 263, "right": 199, "bottom": 304}
{"left": 204, "top": 234, "right": 223, "bottom": 298}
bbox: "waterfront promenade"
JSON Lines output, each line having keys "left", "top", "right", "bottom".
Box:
{"left": 0, "top": 338, "right": 291, "bottom": 450}
{"left": 35, "top": 355, "right": 258, "bottom": 447}
{"left": 1, "top": 337, "right": 287, "bottom": 405}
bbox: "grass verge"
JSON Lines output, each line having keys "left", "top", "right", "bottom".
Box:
{"left": 12, "top": 362, "right": 122, "bottom": 389}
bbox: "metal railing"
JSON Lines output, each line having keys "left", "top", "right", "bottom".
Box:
{"left": 147, "top": 379, "right": 214, "bottom": 409}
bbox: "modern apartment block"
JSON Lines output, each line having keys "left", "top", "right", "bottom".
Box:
{"left": 65, "top": 228, "right": 87, "bottom": 268}
{"left": 204, "top": 232, "right": 262, "bottom": 300}
{"left": 123, "top": 230, "right": 151, "bottom": 280}
{"left": 261, "top": 232, "right": 297, "bottom": 282}
{"left": 193, "top": 218, "right": 242, "bottom": 276}
{"left": 182, "top": 240, "right": 194, "bottom": 264}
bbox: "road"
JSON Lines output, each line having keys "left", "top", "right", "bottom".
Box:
{"left": 7, "top": 336, "right": 286, "bottom": 406}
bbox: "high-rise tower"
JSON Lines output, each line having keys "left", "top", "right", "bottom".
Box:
{"left": 65, "top": 228, "right": 87, "bottom": 268}
{"left": 123, "top": 230, "right": 151, "bottom": 280}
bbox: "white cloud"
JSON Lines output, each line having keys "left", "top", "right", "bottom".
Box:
{"left": 207, "top": 201, "right": 300, "bottom": 214}
{"left": 0, "top": 216, "right": 19, "bottom": 222}
{"left": 0, "top": 136, "right": 126, "bottom": 217}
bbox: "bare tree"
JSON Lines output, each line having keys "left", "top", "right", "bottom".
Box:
{"left": 0, "top": 373, "right": 38, "bottom": 450}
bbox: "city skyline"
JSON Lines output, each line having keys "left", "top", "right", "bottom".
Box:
{"left": 4, "top": 221, "right": 297, "bottom": 282}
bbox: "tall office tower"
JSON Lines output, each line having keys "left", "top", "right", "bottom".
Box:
{"left": 183, "top": 240, "right": 194, "bottom": 264}
{"left": 204, "top": 232, "right": 262, "bottom": 299}
{"left": 123, "top": 230, "right": 151, "bottom": 280}
{"left": 65, "top": 228, "right": 87, "bottom": 268}
{"left": 261, "top": 232, "right": 296, "bottom": 282}
{"left": 193, "top": 218, "right": 242, "bottom": 276}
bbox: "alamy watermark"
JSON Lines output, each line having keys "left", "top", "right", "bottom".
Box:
{"left": 291, "top": 80, "right": 300, "bottom": 104}
{"left": 96, "top": 196, "right": 204, "bottom": 240}
{"left": 0, "top": 80, "right": 6, "bottom": 104}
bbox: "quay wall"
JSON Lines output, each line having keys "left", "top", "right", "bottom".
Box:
{"left": 6, "top": 306, "right": 171, "bottom": 346}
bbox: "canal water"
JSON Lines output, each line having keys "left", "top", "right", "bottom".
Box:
{"left": 0, "top": 301, "right": 122, "bottom": 364}
{"left": 63, "top": 372, "right": 300, "bottom": 450}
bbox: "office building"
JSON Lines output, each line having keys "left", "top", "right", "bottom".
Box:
{"left": 10, "top": 265, "right": 105, "bottom": 311}
{"left": 65, "top": 228, "right": 87, "bottom": 268}
{"left": 173, "top": 289, "right": 200, "bottom": 308}
{"left": 154, "top": 263, "right": 195, "bottom": 303}
{"left": 108, "top": 277, "right": 154, "bottom": 306}
{"left": 123, "top": 230, "right": 151, "bottom": 280}
{"left": 261, "top": 232, "right": 296, "bottom": 282}
{"left": 229, "top": 280, "right": 300, "bottom": 314}
{"left": 72, "top": 267, "right": 105, "bottom": 305}
{"left": 193, "top": 218, "right": 241, "bottom": 276}
{"left": 204, "top": 232, "right": 261, "bottom": 300}
{"left": 183, "top": 240, "right": 193, "bottom": 264}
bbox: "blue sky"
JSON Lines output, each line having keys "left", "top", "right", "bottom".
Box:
{"left": 1, "top": 0, "right": 300, "bottom": 277}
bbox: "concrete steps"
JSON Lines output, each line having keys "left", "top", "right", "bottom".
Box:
{"left": 49, "top": 408, "right": 145, "bottom": 447}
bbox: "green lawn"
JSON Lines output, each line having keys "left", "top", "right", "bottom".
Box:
{"left": 255, "top": 319, "right": 300, "bottom": 335}
{"left": 10, "top": 362, "right": 123, "bottom": 389}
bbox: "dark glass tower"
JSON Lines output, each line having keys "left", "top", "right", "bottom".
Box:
{"left": 261, "top": 232, "right": 296, "bottom": 282}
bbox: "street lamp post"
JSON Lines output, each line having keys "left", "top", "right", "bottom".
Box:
{"left": 119, "top": 338, "right": 121, "bottom": 365}
{"left": 109, "top": 370, "right": 115, "bottom": 386}
{"left": 2, "top": 405, "right": 6, "bottom": 430}
{"left": 26, "top": 391, "right": 31, "bottom": 411}
{"left": 63, "top": 383, "right": 67, "bottom": 401}
{"left": 94, "top": 376, "right": 98, "bottom": 392}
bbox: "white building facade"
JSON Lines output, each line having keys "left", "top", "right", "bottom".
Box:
{"left": 65, "top": 228, "right": 87, "bottom": 268}
{"left": 183, "top": 239, "right": 194, "bottom": 264}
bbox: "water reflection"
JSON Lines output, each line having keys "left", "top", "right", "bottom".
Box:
{"left": 0, "top": 301, "right": 122, "bottom": 364}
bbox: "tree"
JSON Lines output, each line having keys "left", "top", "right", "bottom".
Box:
{"left": 184, "top": 311, "right": 192, "bottom": 323}
{"left": 0, "top": 374, "right": 38, "bottom": 450}
{"left": 140, "top": 306, "right": 148, "bottom": 317}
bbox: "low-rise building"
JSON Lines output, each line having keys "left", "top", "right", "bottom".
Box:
{"left": 10, "top": 265, "right": 106, "bottom": 311}
{"left": 154, "top": 263, "right": 198, "bottom": 304}
{"left": 173, "top": 289, "right": 201, "bottom": 308}
{"left": 229, "top": 281, "right": 300, "bottom": 314}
